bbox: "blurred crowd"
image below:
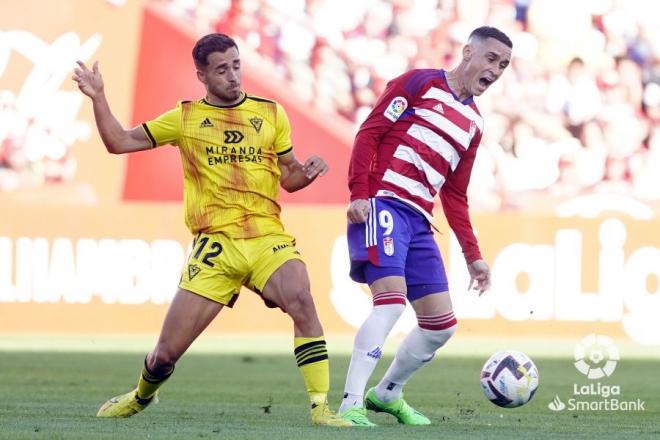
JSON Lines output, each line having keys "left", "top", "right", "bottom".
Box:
{"left": 160, "top": 0, "right": 660, "bottom": 209}
{"left": 2, "top": 0, "right": 656, "bottom": 209}
{"left": 0, "top": 29, "right": 98, "bottom": 193}
{"left": 0, "top": 91, "right": 78, "bottom": 191}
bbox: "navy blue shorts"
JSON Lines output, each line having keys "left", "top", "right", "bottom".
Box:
{"left": 347, "top": 197, "right": 449, "bottom": 301}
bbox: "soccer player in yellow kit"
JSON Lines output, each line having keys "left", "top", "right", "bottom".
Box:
{"left": 72, "top": 33, "right": 351, "bottom": 427}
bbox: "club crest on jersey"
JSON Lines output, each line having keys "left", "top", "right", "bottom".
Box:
{"left": 384, "top": 96, "right": 408, "bottom": 122}
{"left": 249, "top": 117, "right": 263, "bottom": 133}
{"left": 383, "top": 236, "right": 394, "bottom": 256}
{"left": 469, "top": 120, "right": 477, "bottom": 140}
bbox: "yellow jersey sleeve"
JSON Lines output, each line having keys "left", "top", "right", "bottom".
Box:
{"left": 141, "top": 102, "right": 182, "bottom": 147}
{"left": 274, "top": 102, "right": 293, "bottom": 156}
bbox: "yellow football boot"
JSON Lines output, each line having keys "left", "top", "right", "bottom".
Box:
{"left": 96, "top": 388, "right": 158, "bottom": 418}
{"left": 310, "top": 400, "right": 353, "bottom": 427}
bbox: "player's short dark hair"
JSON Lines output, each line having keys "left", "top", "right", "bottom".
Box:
{"left": 192, "top": 33, "right": 238, "bottom": 69}
{"left": 468, "top": 26, "right": 513, "bottom": 49}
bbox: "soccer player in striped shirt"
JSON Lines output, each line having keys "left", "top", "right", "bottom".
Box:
{"left": 339, "top": 26, "right": 513, "bottom": 426}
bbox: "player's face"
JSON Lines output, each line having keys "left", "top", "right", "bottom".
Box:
{"left": 463, "top": 38, "right": 511, "bottom": 96}
{"left": 198, "top": 47, "right": 242, "bottom": 104}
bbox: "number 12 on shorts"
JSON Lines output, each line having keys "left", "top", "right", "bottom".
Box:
{"left": 193, "top": 236, "right": 223, "bottom": 267}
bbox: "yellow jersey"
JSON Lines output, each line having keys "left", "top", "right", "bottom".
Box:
{"left": 141, "top": 94, "right": 293, "bottom": 238}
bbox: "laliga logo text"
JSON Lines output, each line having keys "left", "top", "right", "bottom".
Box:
{"left": 548, "top": 334, "right": 645, "bottom": 412}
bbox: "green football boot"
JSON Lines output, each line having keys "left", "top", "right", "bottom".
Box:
{"left": 339, "top": 406, "right": 377, "bottom": 427}
{"left": 310, "top": 400, "right": 353, "bottom": 427}
{"left": 365, "top": 387, "right": 431, "bottom": 425}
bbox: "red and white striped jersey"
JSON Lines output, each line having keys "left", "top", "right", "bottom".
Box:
{"left": 348, "top": 69, "right": 484, "bottom": 263}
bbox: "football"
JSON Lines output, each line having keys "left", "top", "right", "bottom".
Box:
{"left": 479, "top": 350, "right": 539, "bottom": 408}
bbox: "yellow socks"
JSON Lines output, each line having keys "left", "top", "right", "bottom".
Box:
{"left": 136, "top": 358, "right": 173, "bottom": 401}
{"left": 294, "top": 336, "right": 330, "bottom": 405}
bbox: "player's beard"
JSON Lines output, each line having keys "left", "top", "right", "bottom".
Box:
{"left": 211, "top": 84, "right": 242, "bottom": 103}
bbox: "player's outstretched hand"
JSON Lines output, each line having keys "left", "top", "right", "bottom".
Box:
{"left": 468, "top": 259, "right": 491, "bottom": 295}
{"left": 72, "top": 60, "right": 104, "bottom": 99}
{"left": 302, "top": 155, "right": 328, "bottom": 180}
{"left": 347, "top": 199, "right": 370, "bottom": 224}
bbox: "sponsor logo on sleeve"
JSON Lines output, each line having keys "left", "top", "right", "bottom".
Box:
{"left": 383, "top": 97, "right": 408, "bottom": 122}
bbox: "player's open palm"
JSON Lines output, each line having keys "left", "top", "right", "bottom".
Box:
{"left": 72, "top": 61, "right": 104, "bottom": 98}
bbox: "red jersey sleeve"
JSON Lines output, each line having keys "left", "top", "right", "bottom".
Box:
{"left": 348, "top": 71, "right": 419, "bottom": 201}
{"left": 440, "top": 131, "right": 482, "bottom": 264}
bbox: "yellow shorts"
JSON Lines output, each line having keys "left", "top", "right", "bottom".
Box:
{"left": 178, "top": 231, "right": 304, "bottom": 306}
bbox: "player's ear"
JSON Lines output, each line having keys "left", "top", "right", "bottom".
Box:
{"left": 463, "top": 43, "right": 473, "bottom": 62}
{"left": 196, "top": 69, "right": 206, "bottom": 85}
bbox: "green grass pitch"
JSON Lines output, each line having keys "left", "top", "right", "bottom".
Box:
{"left": 0, "top": 349, "right": 658, "bottom": 439}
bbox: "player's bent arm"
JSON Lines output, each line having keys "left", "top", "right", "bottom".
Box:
{"left": 278, "top": 151, "right": 307, "bottom": 193}
{"left": 91, "top": 93, "right": 153, "bottom": 154}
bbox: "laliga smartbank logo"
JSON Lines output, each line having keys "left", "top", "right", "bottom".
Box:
{"left": 548, "top": 334, "right": 645, "bottom": 412}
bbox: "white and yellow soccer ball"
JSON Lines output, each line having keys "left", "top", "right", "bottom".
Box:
{"left": 480, "top": 350, "right": 539, "bottom": 408}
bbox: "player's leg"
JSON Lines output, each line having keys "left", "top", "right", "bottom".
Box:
{"left": 338, "top": 198, "right": 411, "bottom": 425}
{"left": 261, "top": 260, "right": 325, "bottom": 395}
{"left": 367, "top": 225, "right": 455, "bottom": 425}
{"left": 259, "top": 260, "right": 348, "bottom": 427}
{"left": 141, "top": 288, "right": 224, "bottom": 393}
{"left": 249, "top": 235, "right": 350, "bottom": 427}
{"left": 97, "top": 288, "right": 224, "bottom": 418}
{"left": 366, "top": 292, "right": 455, "bottom": 425}
{"left": 337, "top": 276, "right": 406, "bottom": 427}
{"left": 260, "top": 259, "right": 322, "bottom": 336}
{"left": 374, "top": 292, "right": 456, "bottom": 402}
{"left": 97, "top": 232, "right": 241, "bottom": 418}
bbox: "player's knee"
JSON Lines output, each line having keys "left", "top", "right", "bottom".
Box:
{"left": 372, "top": 301, "right": 406, "bottom": 321}
{"left": 417, "top": 311, "right": 458, "bottom": 349}
{"left": 422, "top": 324, "right": 457, "bottom": 349}
{"left": 373, "top": 302, "right": 406, "bottom": 316}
